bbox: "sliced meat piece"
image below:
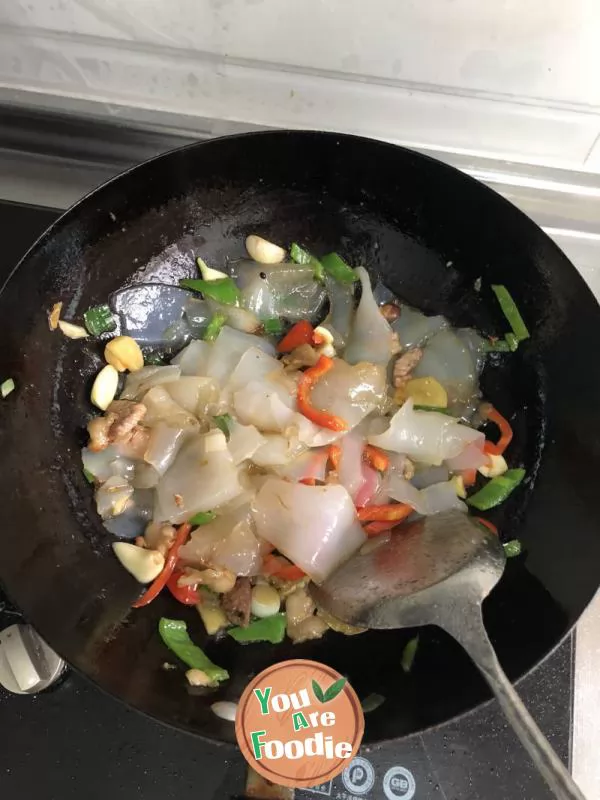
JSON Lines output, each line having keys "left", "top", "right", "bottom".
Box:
{"left": 87, "top": 400, "right": 148, "bottom": 452}
{"left": 107, "top": 400, "right": 147, "bottom": 439}
{"left": 380, "top": 302, "right": 401, "bottom": 322}
{"left": 87, "top": 413, "right": 116, "bottom": 452}
{"left": 222, "top": 576, "right": 252, "bottom": 627}
{"left": 282, "top": 342, "right": 320, "bottom": 371}
{"left": 393, "top": 347, "right": 423, "bottom": 389}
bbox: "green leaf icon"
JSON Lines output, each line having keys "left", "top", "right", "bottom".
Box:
{"left": 312, "top": 679, "right": 325, "bottom": 703}
{"left": 323, "top": 677, "right": 347, "bottom": 702}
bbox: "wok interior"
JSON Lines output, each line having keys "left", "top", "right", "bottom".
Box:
{"left": 1, "top": 132, "right": 600, "bottom": 745}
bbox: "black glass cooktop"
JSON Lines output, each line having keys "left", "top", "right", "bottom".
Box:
{"left": 0, "top": 200, "right": 573, "bottom": 800}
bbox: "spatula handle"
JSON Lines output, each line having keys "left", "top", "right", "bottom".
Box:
{"left": 444, "top": 607, "right": 586, "bottom": 800}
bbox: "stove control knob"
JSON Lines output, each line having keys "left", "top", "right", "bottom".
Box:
{"left": 0, "top": 624, "right": 65, "bottom": 694}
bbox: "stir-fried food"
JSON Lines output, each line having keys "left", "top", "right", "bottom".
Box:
{"left": 68, "top": 235, "right": 528, "bottom": 690}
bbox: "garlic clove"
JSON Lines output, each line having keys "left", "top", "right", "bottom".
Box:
{"left": 58, "top": 320, "right": 89, "bottom": 339}
{"left": 251, "top": 583, "right": 281, "bottom": 618}
{"left": 186, "top": 668, "right": 213, "bottom": 687}
{"left": 479, "top": 453, "right": 508, "bottom": 478}
{"left": 313, "top": 325, "right": 336, "bottom": 358}
{"left": 90, "top": 364, "right": 119, "bottom": 410}
{"left": 197, "top": 257, "right": 228, "bottom": 282}
{"left": 112, "top": 542, "right": 165, "bottom": 583}
{"left": 245, "top": 235, "right": 286, "bottom": 265}
{"left": 211, "top": 701, "right": 238, "bottom": 721}
{"left": 287, "top": 614, "right": 328, "bottom": 644}
{"left": 104, "top": 335, "right": 144, "bottom": 372}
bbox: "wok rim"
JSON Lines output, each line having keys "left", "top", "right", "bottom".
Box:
{"left": 1, "top": 128, "right": 597, "bottom": 747}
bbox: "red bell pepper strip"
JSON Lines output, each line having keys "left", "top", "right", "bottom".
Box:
{"left": 261, "top": 554, "right": 282, "bottom": 576}
{"left": 166, "top": 569, "right": 201, "bottom": 605}
{"left": 363, "top": 520, "right": 398, "bottom": 537}
{"left": 363, "top": 444, "right": 389, "bottom": 472}
{"left": 132, "top": 523, "right": 191, "bottom": 608}
{"left": 277, "top": 320, "right": 315, "bottom": 353}
{"left": 275, "top": 564, "right": 306, "bottom": 581}
{"left": 475, "top": 517, "right": 498, "bottom": 536}
{"left": 482, "top": 404, "right": 513, "bottom": 456}
{"left": 297, "top": 356, "right": 348, "bottom": 432}
{"left": 461, "top": 468, "right": 478, "bottom": 488}
{"left": 299, "top": 477, "right": 317, "bottom": 486}
{"left": 357, "top": 503, "right": 413, "bottom": 523}
{"left": 262, "top": 553, "right": 306, "bottom": 582}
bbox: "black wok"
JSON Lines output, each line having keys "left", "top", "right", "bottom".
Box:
{"left": 1, "top": 131, "right": 599, "bottom": 747}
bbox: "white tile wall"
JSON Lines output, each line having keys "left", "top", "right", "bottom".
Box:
{"left": 1, "top": 0, "right": 600, "bottom": 171}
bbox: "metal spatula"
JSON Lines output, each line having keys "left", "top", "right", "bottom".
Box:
{"left": 309, "top": 511, "right": 586, "bottom": 800}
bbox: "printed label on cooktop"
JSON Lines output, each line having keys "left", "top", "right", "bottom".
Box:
{"left": 382, "top": 766, "right": 416, "bottom": 800}
{"left": 298, "top": 755, "right": 424, "bottom": 800}
{"left": 342, "top": 757, "right": 376, "bottom": 794}
{"left": 304, "top": 779, "right": 333, "bottom": 795}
